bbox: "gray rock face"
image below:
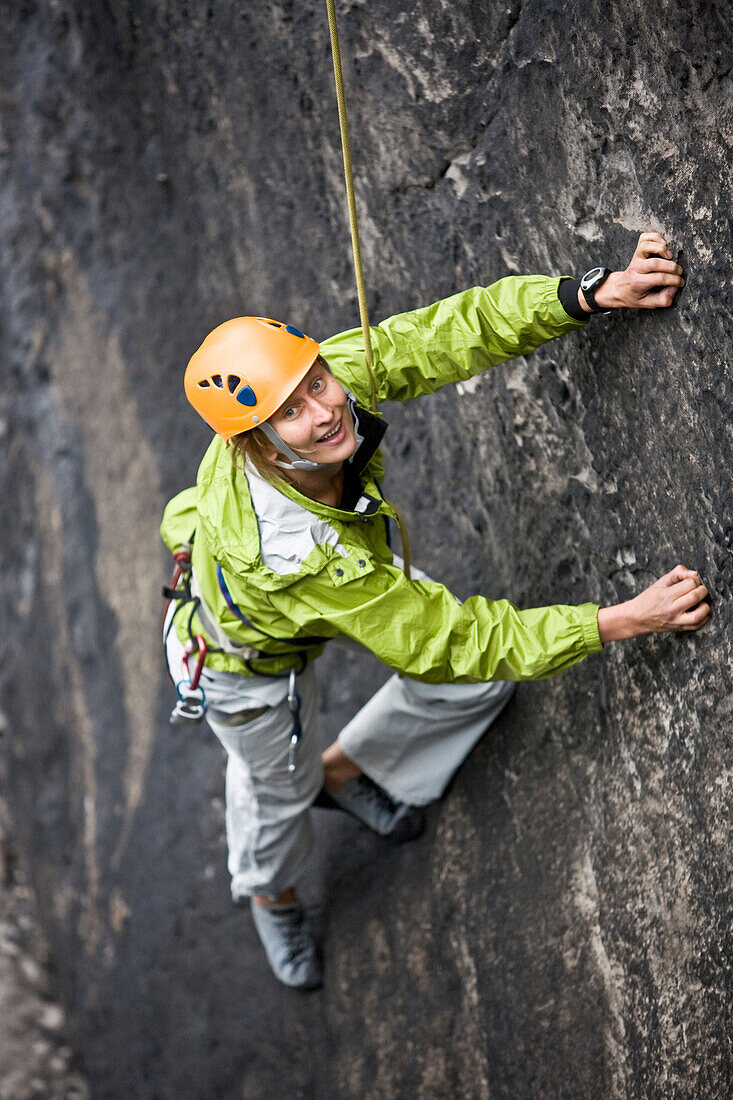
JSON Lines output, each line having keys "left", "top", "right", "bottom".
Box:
{"left": 1, "top": 1, "right": 731, "bottom": 1096}
{"left": 0, "top": 799, "right": 89, "bottom": 1100}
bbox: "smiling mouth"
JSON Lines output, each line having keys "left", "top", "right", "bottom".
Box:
{"left": 318, "top": 418, "right": 343, "bottom": 443}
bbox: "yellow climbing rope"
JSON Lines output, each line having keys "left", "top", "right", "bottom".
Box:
{"left": 325, "top": 0, "right": 412, "bottom": 579}
{"left": 325, "top": 0, "right": 376, "bottom": 411}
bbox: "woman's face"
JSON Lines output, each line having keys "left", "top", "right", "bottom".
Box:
{"left": 266, "top": 360, "right": 357, "bottom": 466}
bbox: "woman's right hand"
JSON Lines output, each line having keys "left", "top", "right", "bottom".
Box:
{"left": 598, "top": 564, "right": 711, "bottom": 643}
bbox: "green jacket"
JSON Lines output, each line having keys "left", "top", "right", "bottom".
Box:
{"left": 161, "top": 275, "right": 603, "bottom": 682}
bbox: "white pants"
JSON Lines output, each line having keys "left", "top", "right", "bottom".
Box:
{"left": 165, "top": 614, "right": 514, "bottom": 899}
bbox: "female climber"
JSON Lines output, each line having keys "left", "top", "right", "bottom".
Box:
{"left": 161, "top": 232, "right": 709, "bottom": 989}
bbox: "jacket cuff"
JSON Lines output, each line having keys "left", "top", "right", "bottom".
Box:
{"left": 557, "top": 277, "right": 591, "bottom": 322}
{"left": 577, "top": 602, "right": 604, "bottom": 652}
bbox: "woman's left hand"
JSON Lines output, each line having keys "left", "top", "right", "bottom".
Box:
{"left": 590, "top": 232, "right": 686, "bottom": 310}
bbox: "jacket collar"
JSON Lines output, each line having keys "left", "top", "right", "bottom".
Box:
{"left": 195, "top": 398, "right": 391, "bottom": 586}
{"left": 345, "top": 391, "right": 388, "bottom": 477}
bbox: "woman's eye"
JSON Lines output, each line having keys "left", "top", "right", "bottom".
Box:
{"left": 284, "top": 406, "right": 297, "bottom": 419}
{"left": 312, "top": 379, "right": 323, "bottom": 392}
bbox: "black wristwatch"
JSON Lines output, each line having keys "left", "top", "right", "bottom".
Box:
{"left": 580, "top": 267, "right": 612, "bottom": 314}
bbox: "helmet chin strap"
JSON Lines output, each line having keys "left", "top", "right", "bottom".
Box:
{"left": 258, "top": 421, "right": 324, "bottom": 472}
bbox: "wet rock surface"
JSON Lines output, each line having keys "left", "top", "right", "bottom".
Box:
{"left": 1, "top": 1, "right": 731, "bottom": 1096}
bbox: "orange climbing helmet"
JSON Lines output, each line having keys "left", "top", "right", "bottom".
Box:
{"left": 184, "top": 316, "right": 320, "bottom": 441}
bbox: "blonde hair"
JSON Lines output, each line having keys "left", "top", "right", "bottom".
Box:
{"left": 229, "top": 425, "right": 285, "bottom": 486}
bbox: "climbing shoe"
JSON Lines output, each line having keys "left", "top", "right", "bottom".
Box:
{"left": 249, "top": 901, "right": 322, "bottom": 991}
{"left": 318, "top": 776, "right": 425, "bottom": 843}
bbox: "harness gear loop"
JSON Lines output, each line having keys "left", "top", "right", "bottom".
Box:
{"left": 325, "top": 0, "right": 376, "bottom": 414}
{"left": 163, "top": 548, "right": 192, "bottom": 618}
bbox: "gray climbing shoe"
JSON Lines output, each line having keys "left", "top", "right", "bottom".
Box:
{"left": 250, "top": 901, "right": 322, "bottom": 990}
{"left": 320, "top": 776, "right": 425, "bottom": 843}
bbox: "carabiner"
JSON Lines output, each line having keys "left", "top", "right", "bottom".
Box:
{"left": 287, "top": 667, "right": 300, "bottom": 716}
{"left": 171, "top": 635, "right": 208, "bottom": 726}
{"left": 287, "top": 667, "right": 302, "bottom": 772}
{"left": 170, "top": 682, "right": 206, "bottom": 725}
{"left": 288, "top": 731, "right": 299, "bottom": 773}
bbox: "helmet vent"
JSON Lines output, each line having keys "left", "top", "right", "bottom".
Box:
{"left": 212, "top": 374, "right": 223, "bottom": 388}
{"left": 197, "top": 379, "right": 210, "bottom": 388}
{"left": 227, "top": 374, "right": 240, "bottom": 393}
{"left": 264, "top": 321, "right": 282, "bottom": 328}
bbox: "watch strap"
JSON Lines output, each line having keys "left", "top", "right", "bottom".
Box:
{"left": 580, "top": 266, "right": 611, "bottom": 313}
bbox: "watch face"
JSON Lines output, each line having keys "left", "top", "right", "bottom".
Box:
{"left": 581, "top": 266, "right": 605, "bottom": 291}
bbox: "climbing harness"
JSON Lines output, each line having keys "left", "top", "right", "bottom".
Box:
{"left": 163, "top": 541, "right": 327, "bottom": 765}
